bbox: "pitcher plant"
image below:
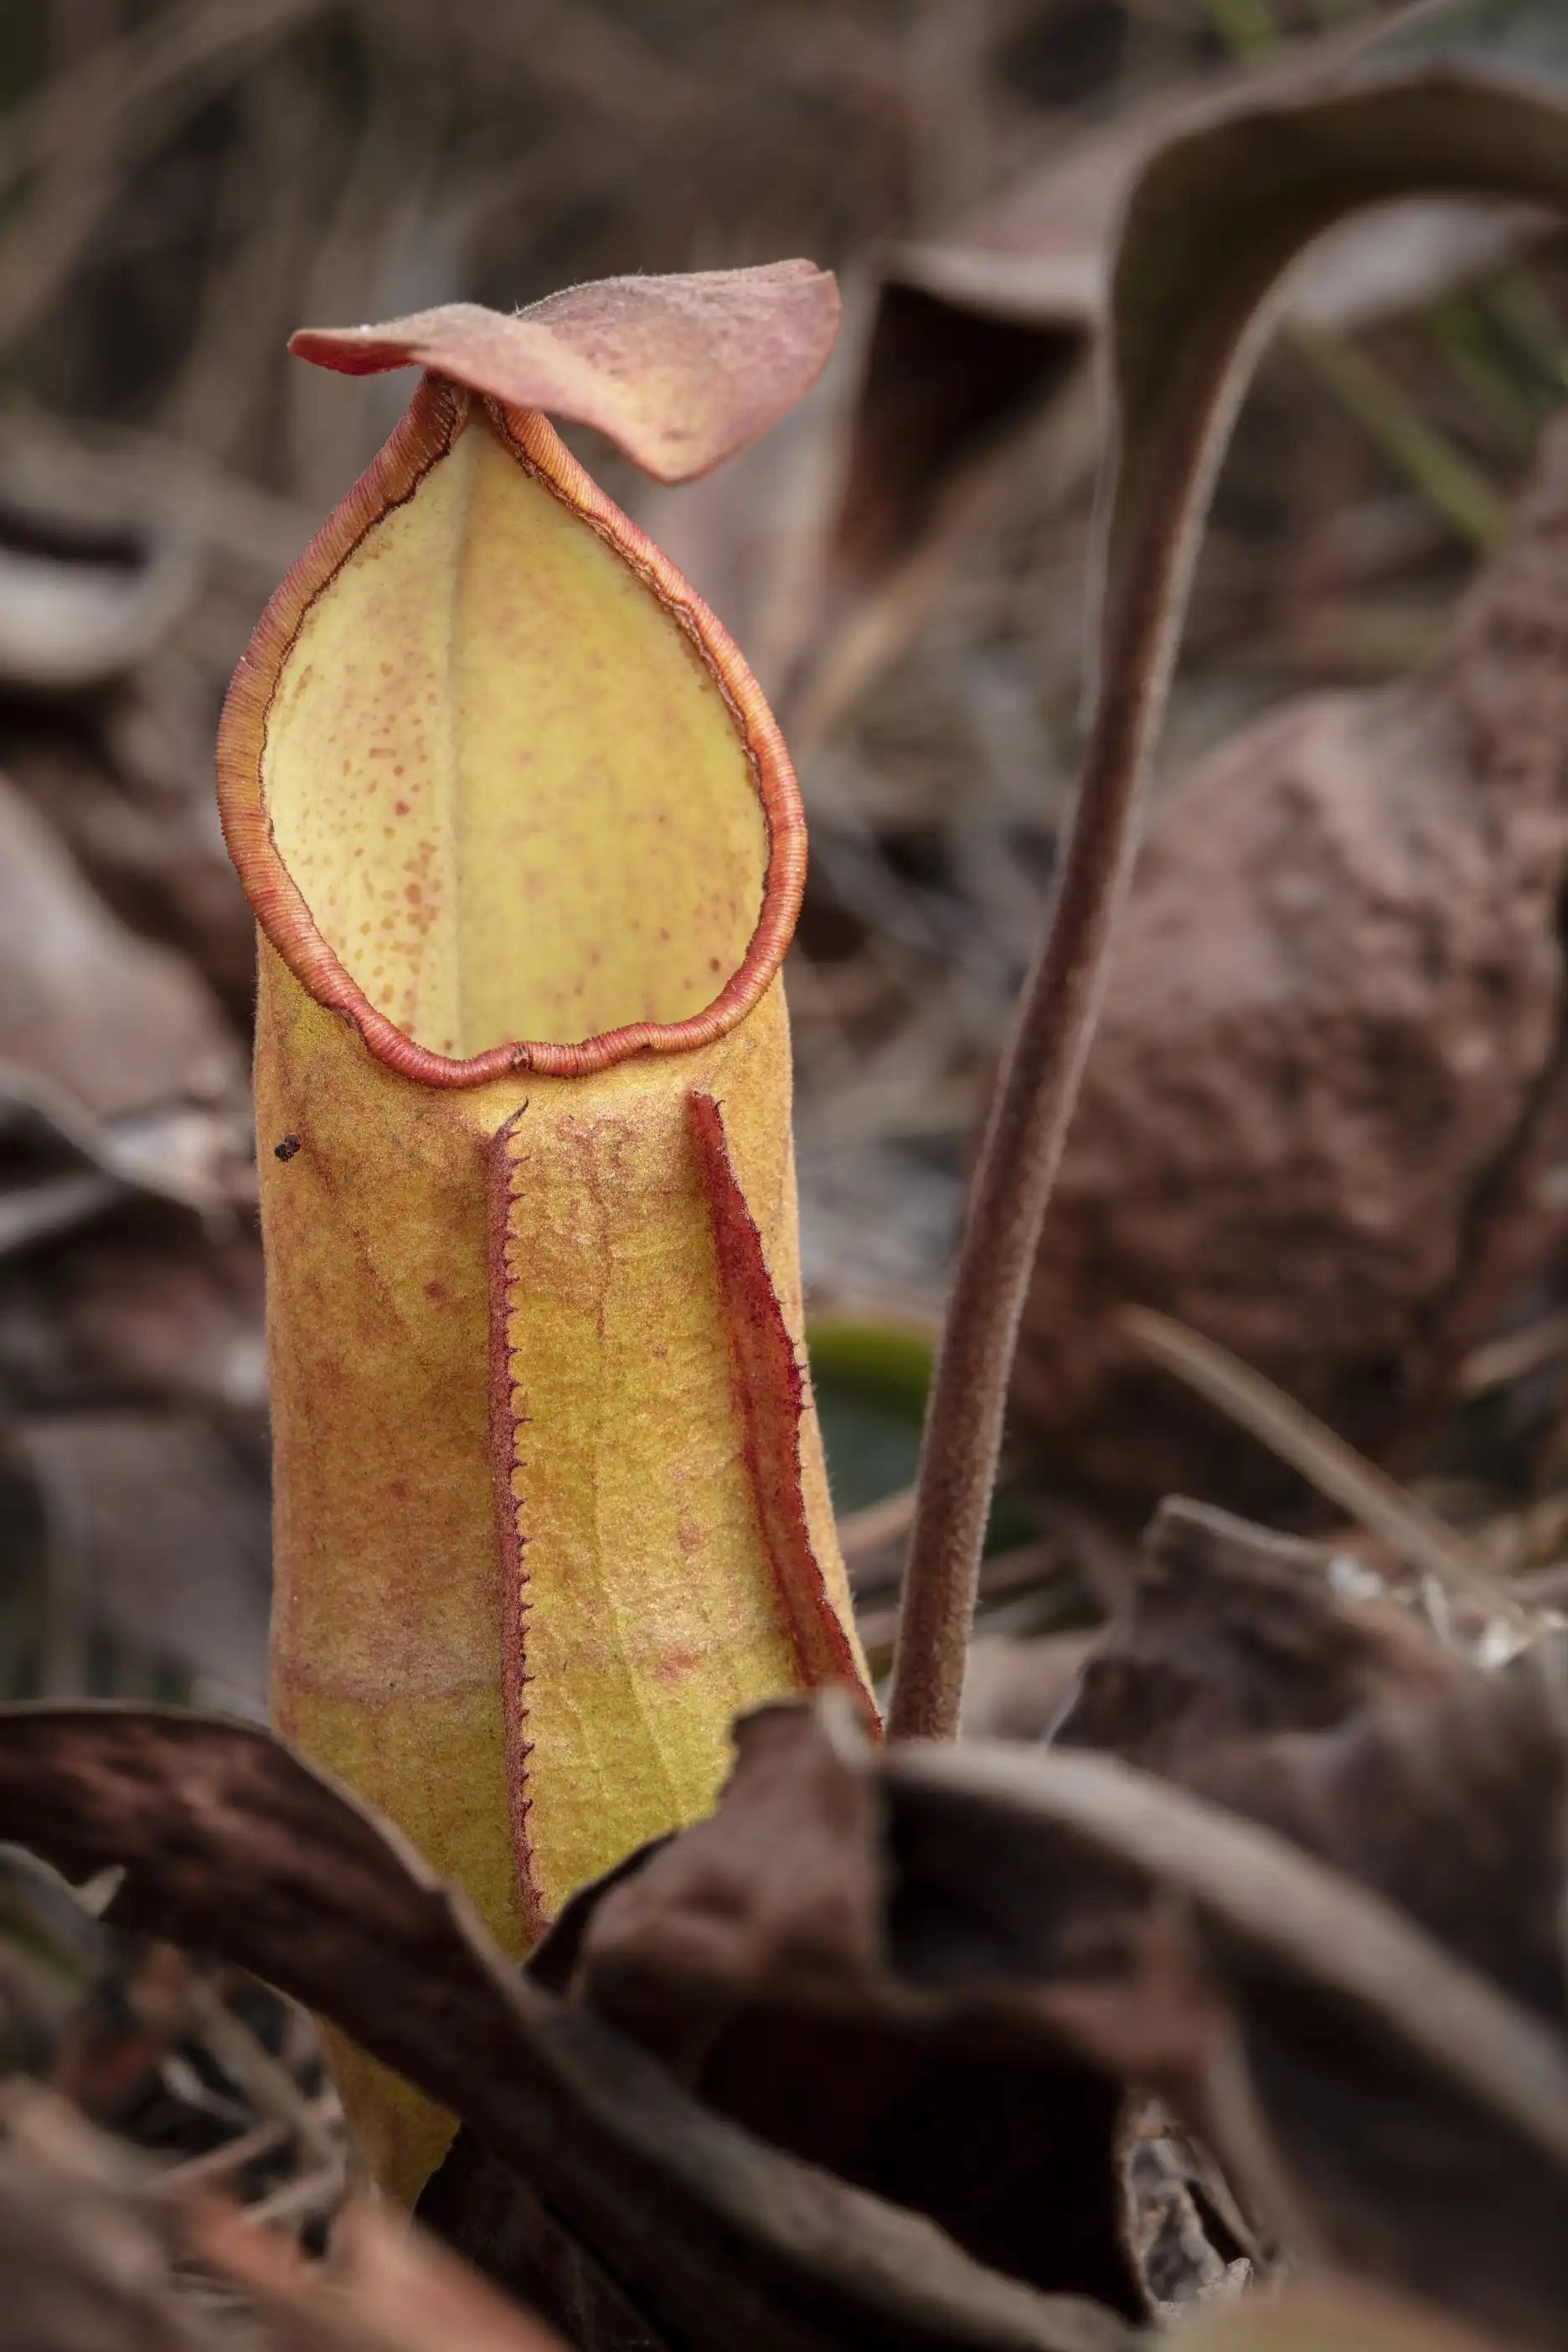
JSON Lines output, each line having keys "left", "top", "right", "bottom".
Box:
{"left": 216, "top": 263, "right": 872, "bottom": 2193}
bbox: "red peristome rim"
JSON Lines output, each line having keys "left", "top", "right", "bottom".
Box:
{"left": 216, "top": 373, "right": 807, "bottom": 1087}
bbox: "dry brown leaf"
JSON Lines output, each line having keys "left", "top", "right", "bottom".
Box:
{"left": 564, "top": 1619, "right": 1568, "bottom": 2350}
{"left": 0, "top": 1704, "right": 1136, "bottom": 2352}
{"left": 881, "top": 1714, "right": 1568, "bottom": 2348}
{"left": 553, "top": 1699, "right": 1142, "bottom": 2322}
{"left": 1182, "top": 1648, "right": 1568, "bottom": 2328}
{"left": 1053, "top": 1498, "right": 1461, "bottom": 1777}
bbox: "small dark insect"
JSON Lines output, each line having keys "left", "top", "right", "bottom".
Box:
{"left": 275, "top": 1134, "right": 302, "bottom": 1163}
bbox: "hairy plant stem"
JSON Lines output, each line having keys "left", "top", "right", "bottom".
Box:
{"left": 886, "top": 570, "right": 1178, "bottom": 1739}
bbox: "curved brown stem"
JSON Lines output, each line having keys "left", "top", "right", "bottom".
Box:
{"left": 885, "top": 570, "right": 1177, "bottom": 1739}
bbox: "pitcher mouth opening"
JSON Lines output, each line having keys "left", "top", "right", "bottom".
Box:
{"left": 217, "top": 375, "right": 805, "bottom": 1087}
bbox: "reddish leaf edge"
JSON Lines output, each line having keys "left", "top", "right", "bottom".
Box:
{"left": 690, "top": 1090, "right": 876, "bottom": 1719}
{"left": 217, "top": 379, "right": 807, "bottom": 1088}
